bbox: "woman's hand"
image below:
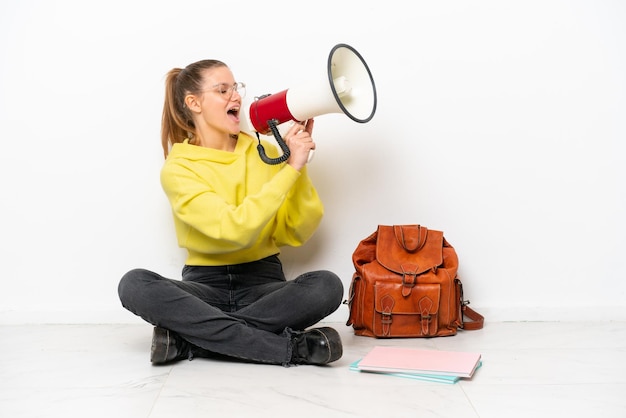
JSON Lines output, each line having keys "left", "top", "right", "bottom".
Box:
{"left": 285, "top": 119, "right": 315, "bottom": 171}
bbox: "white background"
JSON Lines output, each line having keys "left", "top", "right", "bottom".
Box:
{"left": 1, "top": 0, "right": 624, "bottom": 324}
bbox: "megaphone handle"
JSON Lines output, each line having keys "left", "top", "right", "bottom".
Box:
{"left": 256, "top": 119, "right": 291, "bottom": 165}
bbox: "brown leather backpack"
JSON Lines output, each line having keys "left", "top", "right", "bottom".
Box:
{"left": 345, "top": 225, "right": 484, "bottom": 338}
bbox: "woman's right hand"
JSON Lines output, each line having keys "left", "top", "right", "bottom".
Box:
{"left": 285, "top": 119, "right": 316, "bottom": 171}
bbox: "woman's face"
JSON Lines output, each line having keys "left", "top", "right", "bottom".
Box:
{"left": 195, "top": 66, "right": 243, "bottom": 136}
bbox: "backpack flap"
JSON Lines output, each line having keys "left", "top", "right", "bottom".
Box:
{"left": 376, "top": 225, "right": 445, "bottom": 276}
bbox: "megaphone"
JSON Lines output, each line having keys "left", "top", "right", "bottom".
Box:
{"left": 239, "top": 43, "right": 377, "bottom": 165}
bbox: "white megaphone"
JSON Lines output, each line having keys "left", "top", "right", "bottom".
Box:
{"left": 239, "top": 43, "right": 377, "bottom": 165}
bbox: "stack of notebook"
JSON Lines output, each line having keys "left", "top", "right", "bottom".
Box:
{"left": 350, "top": 346, "right": 482, "bottom": 384}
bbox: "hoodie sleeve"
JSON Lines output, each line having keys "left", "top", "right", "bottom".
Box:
{"left": 272, "top": 165, "right": 324, "bottom": 247}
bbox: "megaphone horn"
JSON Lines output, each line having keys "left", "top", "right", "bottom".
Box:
{"left": 240, "top": 43, "right": 377, "bottom": 165}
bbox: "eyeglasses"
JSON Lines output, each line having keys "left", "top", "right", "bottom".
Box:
{"left": 203, "top": 82, "right": 246, "bottom": 100}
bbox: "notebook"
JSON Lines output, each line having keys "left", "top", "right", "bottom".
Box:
{"left": 357, "top": 346, "right": 482, "bottom": 378}
{"left": 349, "top": 359, "right": 462, "bottom": 384}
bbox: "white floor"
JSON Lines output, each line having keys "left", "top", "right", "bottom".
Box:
{"left": 1, "top": 321, "right": 625, "bottom": 418}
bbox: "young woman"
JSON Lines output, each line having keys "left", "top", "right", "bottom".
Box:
{"left": 118, "top": 59, "right": 344, "bottom": 367}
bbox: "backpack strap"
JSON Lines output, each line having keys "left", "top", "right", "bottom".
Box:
{"left": 456, "top": 278, "right": 485, "bottom": 331}
{"left": 462, "top": 304, "right": 485, "bottom": 330}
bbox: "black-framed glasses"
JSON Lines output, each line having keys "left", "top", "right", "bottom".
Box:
{"left": 203, "top": 82, "right": 246, "bottom": 100}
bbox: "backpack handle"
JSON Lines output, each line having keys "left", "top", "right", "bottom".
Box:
{"left": 393, "top": 225, "right": 428, "bottom": 252}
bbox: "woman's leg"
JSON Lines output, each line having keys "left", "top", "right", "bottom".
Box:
{"left": 118, "top": 268, "right": 291, "bottom": 365}
{"left": 232, "top": 270, "right": 344, "bottom": 333}
{"left": 180, "top": 255, "right": 344, "bottom": 333}
{"left": 118, "top": 260, "right": 344, "bottom": 366}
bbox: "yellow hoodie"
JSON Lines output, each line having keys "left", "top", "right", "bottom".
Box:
{"left": 160, "top": 133, "right": 324, "bottom": 266}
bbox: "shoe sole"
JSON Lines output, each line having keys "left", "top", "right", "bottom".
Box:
{"left": 150, "top": 327, "right": 171, "bottom": 364}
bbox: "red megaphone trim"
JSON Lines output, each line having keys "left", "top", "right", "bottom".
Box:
{"left": 247, "top": 90, "right": 297, "bottom": 135}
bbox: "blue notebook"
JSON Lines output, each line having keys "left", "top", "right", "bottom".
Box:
{"left": 350, "top": 359, "right": 482, "bottom": 384}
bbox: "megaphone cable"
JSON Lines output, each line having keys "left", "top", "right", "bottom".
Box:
{"left": 251, "top": 93, "right": 291, "bottom": 165}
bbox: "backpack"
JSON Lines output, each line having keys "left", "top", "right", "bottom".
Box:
{"left": 345, "top": 224, "right": 484, "bottom": 337}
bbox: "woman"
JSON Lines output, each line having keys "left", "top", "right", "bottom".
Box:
{"left": 118, "top": 59, "right": 344, "bottom": 367}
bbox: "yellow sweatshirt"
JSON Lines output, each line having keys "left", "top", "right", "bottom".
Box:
{"left": 160, "top": 133, "right": 324, "bottom": 266}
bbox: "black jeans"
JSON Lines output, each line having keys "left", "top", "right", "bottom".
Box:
{"left": 118, "top": 255, "right": 344, "bottom": 365}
